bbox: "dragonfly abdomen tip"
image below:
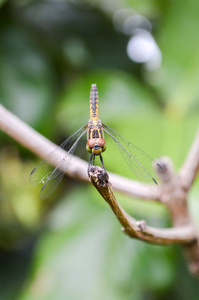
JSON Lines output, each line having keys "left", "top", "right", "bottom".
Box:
{"left": 91, "top": 83, "right": 97, "bottom": 89}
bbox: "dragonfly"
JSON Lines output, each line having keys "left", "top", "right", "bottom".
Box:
{"left": 30, "top": 83, "right": 162, "bottom": 199}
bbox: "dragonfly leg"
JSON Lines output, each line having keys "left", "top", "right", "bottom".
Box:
{"left": 92, "top": 154, "right": 96, "bottom": 166}
{"left": 88, "top": 153, "right": 95, "bottom": 176}
{"left": 88, "top": 153, "right": 93, "bottom": 172}
{"left": 88, "top": 153, "right": 93, "bottom": 167}
{"left": 88, "top": 154, "right": 105, "bottom": 176}
{"left": 100, "top": 154, "right": 106, "bottom": 170}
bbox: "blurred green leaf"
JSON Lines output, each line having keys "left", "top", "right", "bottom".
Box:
{"left": 155, "top": 0, "right": 199, "bottom": 112}
{"left": 20, "top": 187, "right": 176, "bottom": 300}
{"left": 0, "top": 149, "right": 42, "bottom": 248}
{"left": 0, "top": 0, "right": 6, "bottom": 7}
{"left": 0, "top": 22, "right": 56, "bottom": 127}
{"left": 79, "top": 0, "right": 159, "bottom": 16}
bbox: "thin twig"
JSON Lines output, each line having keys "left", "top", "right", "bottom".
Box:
{"left": 180, "top": 129, "right": 199, "bottom": 189}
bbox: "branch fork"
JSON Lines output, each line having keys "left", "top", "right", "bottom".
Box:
{"left": 88, "top": 130, "right": 199, "bottom": 276}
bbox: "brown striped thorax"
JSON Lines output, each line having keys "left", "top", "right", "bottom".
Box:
{"left": 86, "top": 84, "right": 106, "bottom": 155}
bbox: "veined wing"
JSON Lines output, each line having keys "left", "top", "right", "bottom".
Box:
{"left": 102, "top": 123, "right": 162, "bottom": 188}
{"left": 30, "top": 125, "right": 87, "bottom": 199}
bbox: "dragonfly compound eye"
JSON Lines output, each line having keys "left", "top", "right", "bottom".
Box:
{"left": 86, "top": 138, "right": 96, "bottom": 153}
{"left": 86, "top": 138, "right": 106, "bottom": 155}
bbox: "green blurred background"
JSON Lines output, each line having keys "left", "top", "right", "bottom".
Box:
{"left": 0, "top": 0, "right": 199, "bottom": 299}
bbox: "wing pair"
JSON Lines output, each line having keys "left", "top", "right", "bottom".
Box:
{"left": 30, "top": 124, "right": 162, "bottom": 199}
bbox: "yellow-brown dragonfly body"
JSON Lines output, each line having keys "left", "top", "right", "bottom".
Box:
{"left": 30, "top": 84, "right": 161, "bottom": 199}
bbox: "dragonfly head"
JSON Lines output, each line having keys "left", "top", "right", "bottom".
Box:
{"left": 86, "top": 138, "right": 106, "bottom": 155}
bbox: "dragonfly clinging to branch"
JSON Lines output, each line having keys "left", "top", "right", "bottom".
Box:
{"left": 30, "top": 84, "right": 162, "bottom": 199}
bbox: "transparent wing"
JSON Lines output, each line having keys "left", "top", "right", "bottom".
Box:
{"left": 102, "top": 123, "right": 162, "bottom": 187}
{"left": 30, "top": 125, "right": 87, "bottom": 200}
{"left": 39, "top": 166, "right": 65, "bottom": 200}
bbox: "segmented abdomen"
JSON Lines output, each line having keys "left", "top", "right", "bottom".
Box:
{"left": 90, "top": 83, "right": 99, "bottom": 119}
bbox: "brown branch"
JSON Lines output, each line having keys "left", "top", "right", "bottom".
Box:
{"left": 0, "top": 104, "right": 88, "bottom": 181}
{"left": 89, "top": 161, "right": 199, "bottom": 276}
{"left": 88, "top": 166, "right": 196, "bottom": 245}
{"left": 0, "top": 104, "right": 159, "bottom": 200}
{"left": 155, "top": 156, "right": 199, "bottom": 277}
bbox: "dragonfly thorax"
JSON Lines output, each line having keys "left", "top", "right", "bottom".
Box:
{"left": 86, "top": 138, "right": 106, "bottom": 155}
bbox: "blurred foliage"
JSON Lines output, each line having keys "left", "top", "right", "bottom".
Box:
{"left": 0, "top": 0, "right": 199, "bottom": 299}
